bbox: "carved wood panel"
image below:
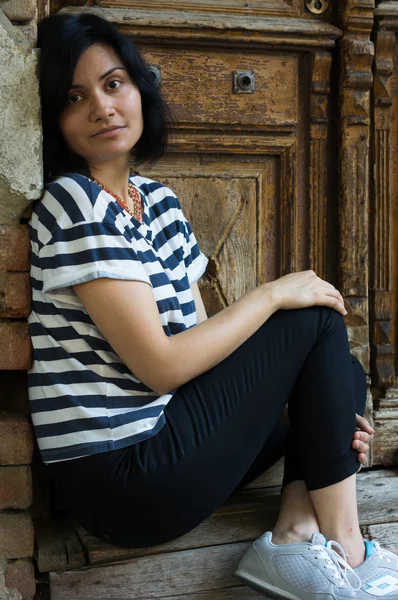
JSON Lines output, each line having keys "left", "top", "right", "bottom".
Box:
{"left": 371, "top": 2, "right": 398, "bottom": 465}
{"left": 143, "top": 145, "right": 304, "bottom": 317}
{"left": 94, "top": 0, "right": 302, "bottom": 18}
{"left": 141, "top": 46, "right": 299, "bottom": 129}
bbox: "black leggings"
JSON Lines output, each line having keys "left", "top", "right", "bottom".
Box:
{"left": 46, "top": 307, "right": 366, "bottom": 548}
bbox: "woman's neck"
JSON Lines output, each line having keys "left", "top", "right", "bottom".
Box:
{"left": 88, "top": 156, "right": 131, "bottom": 201}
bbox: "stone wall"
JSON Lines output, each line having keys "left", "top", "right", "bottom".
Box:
{"left": 0, "top": 0, "right": 42, "bottom": 598}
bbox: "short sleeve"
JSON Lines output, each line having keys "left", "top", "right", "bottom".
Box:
{"left": 39, "top": 219, "right": 150, "bottom": 296}
{"left": 180, "top": 214, "right": 208, "bottom": 285}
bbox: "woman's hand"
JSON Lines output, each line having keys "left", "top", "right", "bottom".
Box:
{"left": 266, "top": 270, "right": 347, "bottom": 316}
{"left": 353, "top": 413, "right": 375, "bottom": 465}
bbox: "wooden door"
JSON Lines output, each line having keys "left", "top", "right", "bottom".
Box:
{"left": 46, "top": 0, "right": 398, "bottom": 465}
{"left": 97, "top": 5, "right": 340, "bottom": 314}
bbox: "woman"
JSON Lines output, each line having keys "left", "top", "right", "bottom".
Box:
{"left": 29, "top": 12, "right": 398, "bottom": 600}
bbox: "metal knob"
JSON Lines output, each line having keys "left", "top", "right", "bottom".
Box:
{"left": 305, "top": 0, "right": 328, "bottom": 14}
{"left": 148, "top": 65, "right": 161, "bottom": 88}
{"left": 233, "top": 70, "right": 255, "bottom": 94}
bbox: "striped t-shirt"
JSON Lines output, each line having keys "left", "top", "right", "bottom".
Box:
{"left": 28, "top": 172, "right": 208, "bottom": 464}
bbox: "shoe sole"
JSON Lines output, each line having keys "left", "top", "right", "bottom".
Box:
{"left": 235, "top": 569, "right": 301, "bottom": 600}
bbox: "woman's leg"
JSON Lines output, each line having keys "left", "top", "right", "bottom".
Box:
{"left": 49, "top": 307, "right": 358, "bottom": 546}
{"left": 271, "top": 354, "right": 367, "bottom": 565}
{"left": 272, "top": 480, "right": 320, "bottom": 544}
{"left": 311, "top": 475, "right": 363, "bottom": 566}
{"left": 47, "top": 306, "right": 361, "bottom": 551}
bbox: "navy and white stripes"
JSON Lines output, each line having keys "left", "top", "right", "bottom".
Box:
{"left": 28, "top": 172, "right": 208, "bottom": 463}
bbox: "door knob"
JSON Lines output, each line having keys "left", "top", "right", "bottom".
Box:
{"left": 305, "top": 0, "right": 328, "bottom": 14}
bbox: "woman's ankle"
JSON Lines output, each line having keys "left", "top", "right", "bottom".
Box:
{"left": 272, "top": 521, "right": 319, "bottom": 546}
{"left": 323, "top": 529, "right": 366, "bottom": 568}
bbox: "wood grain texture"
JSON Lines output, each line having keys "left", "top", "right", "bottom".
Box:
{"left": 371, "top": 0, "right": 398, "bottom": 467}
{"left": 364, "top": 522, "right": 398, "bottom": 555}
{"left": 140, "top": 46, "right": 299, "bottom": 129}
{"left": 38, "top": 468, "right": 398, "bottom": 574}
{"left": 58, "top": 6, "right": 341, "bottom": 48}
{"left": 143, "top": 150, "right": 303, "bottom": 314}
{"left": 49, "top": 543, "right": 253, "bottom": 599}
{"left": 36, "top": 516, "right": 86, "bottom": 573}
{"left": 373, "top": 388, "right": 398, "bottom": 465}
{"left": 370, "top": 29, "right": 395, "bottom": 395}
{"left": 338, "top": 2, "right": 374, "bottom": 379}
{"left": 308, "top": 51, "right": 332, "bottom": 280}
{"left": 47, "top": 482, "right": 398, "bottom": 600}
{"left": 95, "top": 0, "right": 301, "bottom": 18}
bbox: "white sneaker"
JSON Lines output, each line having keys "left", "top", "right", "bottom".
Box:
{"left": 235, "top": 532, "right": 362, "bottom": 600}
{"left": 350, "top": 541, "right": 398, "bottom": 599}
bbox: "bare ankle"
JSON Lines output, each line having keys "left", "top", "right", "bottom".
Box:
{"left": 272, "top": 522, "right": 319, "bottom": 546}
{"left": 324, "top": 530, "right": 365, "bottom": 568}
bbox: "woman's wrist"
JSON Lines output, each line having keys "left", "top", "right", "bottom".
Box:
{"left": 260, "top": 281, "right": 281, "bottom": 314}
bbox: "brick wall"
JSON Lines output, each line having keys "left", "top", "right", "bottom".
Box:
{"left": 0, "top": 1, "right": 42, "bottom": 598}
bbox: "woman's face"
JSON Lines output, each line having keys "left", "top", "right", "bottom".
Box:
{"left": 59, "top": 43, "right": 144, "bottom": 167}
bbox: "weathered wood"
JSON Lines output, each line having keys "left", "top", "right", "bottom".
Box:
{"left": 51, "top": 585, "right": 266, "bottom": 600}
{"left": 356, "top": 469, "right": 398, "bottom": 525}
{"left": 339, "top": 0, "right": 374, "bottom": 373}
{"left": 95, "top": 0, "right": 301, "bottom": 19}
{"left": 363, "top": 522, "right": 398, "bottom": 554}
{"left": 370, "top": 28, "right": 395, "bottom": 394}
{"left": 373, "top": 389, "right": 398, "bottom": 465}
{"left": 142, "top": 46, "right": 299, "bottom": 129}
{"left": 144, "top": 149, "right": 304, "bottom": 316}
{"left": 49, "top": 542, "right": 252, "bottom": 599}
{"left": 59, "top": 7, "right": 342, "bottom": 49}
{"left": 308, "top": 51, "right": 332, "bottom": 281}
{"left": 371, "top": 0, "right": 398, "bottom": 464}
{"left": 37, "top": 468, "right": 398, "bottom": 574}
{"left": 160, "top": 590, "right": 265, "bottom": 600}
{"left": 48, "top": 469, "right": 398, "bottom": 600}
{"left": 73, "top": 487, "right": 280, "bottom": 568}
{"left": 35, "top": 516, "right": 86, "bottom": 573}
{"left": 75, "top": 468, "right": 398, "bottom": 566}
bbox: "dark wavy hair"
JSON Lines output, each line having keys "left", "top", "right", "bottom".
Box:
{"left": 38, "top": 13, "right": 169, "bottom": 181}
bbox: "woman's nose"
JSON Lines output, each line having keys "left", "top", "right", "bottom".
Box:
{"left": 89, "top": 92, "right": 115, "bottom": 120}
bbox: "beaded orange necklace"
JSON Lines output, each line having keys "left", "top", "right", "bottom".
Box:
{"left": 91, "top": 176, "right": 142, "bottom": 222}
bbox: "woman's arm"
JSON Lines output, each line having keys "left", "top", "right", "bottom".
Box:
{"left": 191, "top": 282, "right": 208, "bottom": 324}
{"left": 73, "top": 270, "right": 345, "bottom": 395}
{"left": 73, "top": 277, "right": 277, "bottom": 395}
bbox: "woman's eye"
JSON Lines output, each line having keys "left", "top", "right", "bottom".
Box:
{"left": 68, "top": 94, "right": 82, "bottom": 104}
{"left": 107, "top": 80, "right": 121, "bottom": 90}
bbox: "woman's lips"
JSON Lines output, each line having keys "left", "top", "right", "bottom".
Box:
{"left": 93, "top": 126, "right": 125, "bottom": 138}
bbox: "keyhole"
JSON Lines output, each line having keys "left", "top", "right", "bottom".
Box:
{"left": 238, "top": 74, "right": 253, "bottom": 90}
{"left": 314, "top": 0, "right": 322, "bottom": 8}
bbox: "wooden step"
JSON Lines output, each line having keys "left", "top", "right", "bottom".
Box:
{"left": 35, "top": 467, "right": 398, "bottom": 600}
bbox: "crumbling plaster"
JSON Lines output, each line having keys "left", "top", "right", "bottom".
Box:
{"left": 0, "top": 8, "right": 42, "bottom": 226}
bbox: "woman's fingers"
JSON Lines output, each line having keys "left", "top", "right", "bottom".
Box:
{"left": 316, "top": 291, "right": 347, "bottom": 315}
{"left": 273, "top": 271, "right": 347, "bottom": 314}
{"left": 353, "top": 438, "right": 370, "bottom": 452}
{"left": 356, "top": 413, "right": 375, "bottom": 435}
{"left": 352, "top": 422, "right": 375, "bottom": 464}
{"left": 354, "top": 430, "right": 372, "bottom": 443}
{"left": 353, "top": 430, "right": 371, "bottom": 461}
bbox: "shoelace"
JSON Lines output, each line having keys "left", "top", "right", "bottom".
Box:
{"left": 373, "top": 542, "right": 398, "bottom": 567}
{"left": 310, "top": 541, "right": 362, "bottom": 591}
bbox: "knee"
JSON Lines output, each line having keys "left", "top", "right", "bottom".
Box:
{"left": 297, "top": 305, "right": 346, "bottom": 336}
{"left": 318, "top": 305, "right": 348, "bottom": 339}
